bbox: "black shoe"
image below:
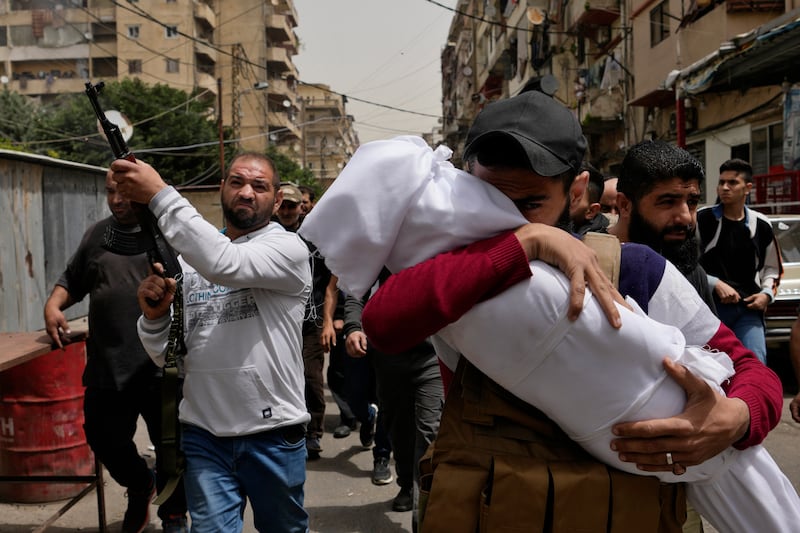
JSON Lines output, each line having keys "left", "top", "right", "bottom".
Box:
{"left": 360, "top": 403, "right": 378, "bottom": 448}
{"left": 121, "top": 473, "right": 155, "bottom": 533}
{"left": 372, "top": 456, "right": 393, "bottom": 485}
{"left": 333, "top": 424, "right": 352, "bottom": 438}
{"left": 162, "top": 515, "right": 189, "bottom": 533}
{"left": 392, "top": 487, "right": 413, "bottom": 512}
{"left": 306, "top": 436, "right": 322, "bottom": 460}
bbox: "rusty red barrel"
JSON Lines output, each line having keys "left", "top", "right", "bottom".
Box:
{"left": 0, "top": 341, "right": 94, "bottom": 503}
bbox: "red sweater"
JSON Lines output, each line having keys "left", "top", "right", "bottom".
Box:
{"left": 362, "top": 231, "right": 783, "bottom": 449}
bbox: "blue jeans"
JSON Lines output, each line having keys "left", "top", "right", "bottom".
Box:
{"left": 182, "top": 424, "right": 308, "bottom": 533}
{"left": 715, "top": 299, "right": 768, "bottom": 364}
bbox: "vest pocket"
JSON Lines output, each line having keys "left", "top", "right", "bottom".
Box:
{"left": 480, "top": 455, "right": 548, "bottom": 533}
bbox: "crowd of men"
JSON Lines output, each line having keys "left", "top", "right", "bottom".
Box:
{"left": 42, "top": 88, "right": 795, "bottom": 533}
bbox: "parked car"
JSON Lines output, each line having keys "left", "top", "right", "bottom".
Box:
{"left": 765, "top": 214, "right": 800, "bottom": 349}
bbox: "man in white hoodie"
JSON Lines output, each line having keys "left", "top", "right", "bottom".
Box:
{"left": 110, "top": 152, "right": 312, "bottom": 533}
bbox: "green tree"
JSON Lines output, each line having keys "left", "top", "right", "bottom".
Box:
{"left": 31, "top": 79, "right": 222, "bottom": 185}
{"left": 0, "top": 88, "right": 43, "bottom": 147}
{"left": 265, "top": 145, "right": 321, "bottom": 197}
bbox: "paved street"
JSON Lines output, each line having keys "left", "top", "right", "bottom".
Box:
{"left": 2, "top": 361, "right": 799, "bottom": 533}
{"left": 0, "top": 386, "right": 412, "bottom": 533}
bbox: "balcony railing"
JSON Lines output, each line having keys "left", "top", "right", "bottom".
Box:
{"left": 266, "top": 14, "right": 298, "bottom": 51}
{"left": 194, "top": 40, "right": 217, "bottom": 63}
{"left": 567, "top": 0, "right": 620, "bottom": 31}
{"left": 267, "top": 111, "right": 301, "bottom": 139}
{"left": 194, "top": 1, "right": 216, "bottom": 29}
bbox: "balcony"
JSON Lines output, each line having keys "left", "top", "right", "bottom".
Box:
{"left": 266, "top": 14, "right": 299, "bottom": 52}
{"left": 271, "top": 0, "right": 299, "bottom": 27}
{"left": 194, "top": 1, "right": 216, "bottom": 29}
{"left": 268, "top": 111, "right": 301, "bottom": 140}
{"left": 9, "top": 75, "right": 96, "bottom": 97}
{"left": 7, "top": 43, "right": 90, "bottom": 62}
{"left": 266, "top": 47, "right": 295, "bottom": 74}
{"left": 567, "top": 0, "right": 620, "bottom": 32}
{"left": 195, "top": 71, "right": 217, "bottom": 96}
{"left": 194, "top": 40, "right": 217, "bottom": 64}
{"left": 578, "top": 87, "right": 624, "bottom": 133}
{"left": 267, "top": 77, "right": 297, "bottom": 100}
{"left": 303, "top": 95, "right": 344, "bottom": 115}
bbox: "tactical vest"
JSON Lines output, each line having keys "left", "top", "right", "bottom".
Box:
{"left": 418, "top": 233, "right": 686, "bottom": 532}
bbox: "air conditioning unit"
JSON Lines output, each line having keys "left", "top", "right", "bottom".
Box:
{"left": 669, "top": 108, "right": 698, "bottom": 133}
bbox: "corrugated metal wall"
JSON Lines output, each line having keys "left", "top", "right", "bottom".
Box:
{"left": 0, "top": 150, "right": 107, "bottom": 333}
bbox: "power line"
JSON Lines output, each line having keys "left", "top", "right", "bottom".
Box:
{"left": 103, "top": 0, "right": 441, "bottom": 119}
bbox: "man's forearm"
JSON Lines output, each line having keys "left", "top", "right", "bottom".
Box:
{"left": 322, "top": 275, "right": 338, "bottom": 328}
{"left": 362, "top": 231, "right": 530, "bottom": 353}
{"left": 712, "top": 323, "right": 783, "bottom": 448}
{"left": 137, "top": 314, "right": 171, "bottom": 367}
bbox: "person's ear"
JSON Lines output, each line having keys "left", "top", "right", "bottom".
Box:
{"left": 570, "top": 171, "right": 589, "bottom": 210}
{"left": 617, "top": 191, "right": 632, "bottom": 218}
{"left": 586, "top": 202, "right": 601, "bottom": 220}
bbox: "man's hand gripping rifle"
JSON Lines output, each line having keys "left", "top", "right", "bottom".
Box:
{"left": 85, "top": 81, "right": 181, "bottom": 283}
{"left": 85, "top": 81, "right": 185, "bottom": 504}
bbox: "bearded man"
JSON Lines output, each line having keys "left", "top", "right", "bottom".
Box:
{"left": 611, "top": 140, "right": 716, "bottom": 314}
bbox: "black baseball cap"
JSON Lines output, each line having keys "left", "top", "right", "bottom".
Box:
{"left": 463, "top": 91, "right": 586, "bottom": 177}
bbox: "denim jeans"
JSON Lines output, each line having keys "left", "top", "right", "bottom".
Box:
{"left": 715, "top": 299, "right": 768, "bottom": 364}
{"left": 182, "top": 424, "right": 308, "bottom": 533}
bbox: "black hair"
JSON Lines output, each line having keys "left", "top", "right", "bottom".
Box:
{"left": 719, "top": 158, "right": 753, "bottom": 183}
{"left": 618, "top": 140, "right": 704, "bottom": 202}
{"left": 581, "top": 162, "right": 605, "bottom": 204}
{"left": 298, "top": 185, "right": 316, "bottom": 201}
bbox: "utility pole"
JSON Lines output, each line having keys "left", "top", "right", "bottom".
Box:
{"left": 218, "top": 77, "right": 225, "bottom": 180}
{"left": 231, "top": 43, "right": 244, "bottom": 148}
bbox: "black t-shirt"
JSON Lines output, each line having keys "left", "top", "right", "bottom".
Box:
{"left": 59, "top": 217, "right": 158, "bottom": 390}
{"left": 700, "top": 216, "right": 759, "bottom": 297}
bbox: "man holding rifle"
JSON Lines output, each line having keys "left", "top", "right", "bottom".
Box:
{"left": 112, "top": 153, "right": 312, "bottom": 533}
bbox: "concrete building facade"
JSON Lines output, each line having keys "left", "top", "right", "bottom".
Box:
{"left": 440, "top": 0, "right": 800, "bottom": 207}
{"left": 298, "top": 83, "right": 358, "bottom": 190}
{"left": 0, "top": 0, "right": 302, "bottom": 154}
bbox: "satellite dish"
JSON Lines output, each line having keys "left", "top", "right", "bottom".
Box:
{"left": 0, "top": 75, "right": 8, "bottom": 84}
{"left": 527, "top": 7, "right": 546, "bottom": 25}
{"left": 282, "top": 99, "right": 292, "bottom": 108}
{"left": 98, "top": 110, "right": 133, "bottom": 142}
{"left": 463, "top": 66, "right": 473, "bottom": 76}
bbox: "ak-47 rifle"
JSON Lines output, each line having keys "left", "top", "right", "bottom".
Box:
{"left": 85, "top": 81, "right": 185, "bottom": 504}
{"left": 85, "top": 81, "right": 181, "bottom": 279}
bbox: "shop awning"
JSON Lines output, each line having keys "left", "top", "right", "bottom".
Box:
{"left": 681, "top": 9, "right": 800, "bottom": 95}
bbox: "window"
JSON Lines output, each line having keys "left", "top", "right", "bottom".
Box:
{"left": 751, "top": 123, "right": 784, "bottom": 174}
{"left": 128, "top": 59, "right": 142, "bottom": 74}
{"left": 166, "top": 58, "right": 179, "bottom": 73}
{"left": 127, "top": 25, "right": 140, "bottom": 39}
{"left": 165, "top": 26, "right": 179, "bottom": 38}
{"left": 0, "top": 27, "right": 7, "bottom": 47}
{"left": 650, "top": 1, "right": 670, "bottom": 47}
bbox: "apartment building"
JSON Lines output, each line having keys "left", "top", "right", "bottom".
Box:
{"left": 0, "top": 0, "right": 301, "bottom": 154}
{"left": 298, "top": 83, "right": 358, "bottom": 190}
{"left": 440, "top": 0, "right": 800, "bottom": 205}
